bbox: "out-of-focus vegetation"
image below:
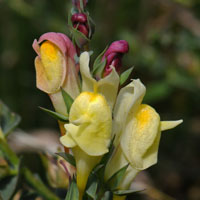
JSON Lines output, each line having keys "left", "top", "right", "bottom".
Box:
{"left": 0, "top": 0, "right": 200, "bottom": 199}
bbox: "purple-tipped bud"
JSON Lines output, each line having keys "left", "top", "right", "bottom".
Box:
{"left": 72, "top": 0, "right": 88, "bottom": 10}
{"left": 71, "top": 13, "right": 87, "bottom": 23}
{"left": 102, "top": 40, "right": 129, "bottom": 77}
{"left": 71, "top": 13, "right": 89, "bottom": 38}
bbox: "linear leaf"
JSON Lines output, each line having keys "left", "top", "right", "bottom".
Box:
{"left": 56, "top": 152, "right": 76, "bottom": 167}
{"left": 86, "top": 180, "right": 98, "bottom": 199}
{"left": 65, "top": 178, "right": 79, "bottom": 200}
{"left": 61, "top": 88, "right": 74, "bottom": 114}
{"left": 39, "top": 107, "right": 68, "bottom": 122}
{"left": 120, "top": 67, "right": 134, "bottom": 85}
{"left": 92, "top": 46, "right": 108, "bottom": 74}
{"left": 0, "top": 100, "right": 21, "bottom": 137}
{"left": 113, "top": 189, "right": 145, "bottom": 196}
{"left": 107, "top": 164, "right": 129, "bottom": 191}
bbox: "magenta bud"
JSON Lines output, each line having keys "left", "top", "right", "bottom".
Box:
{"left": 102, "top": 40, "right": 129, "bottom": 77}
{"left": 71, "top": 13, "right": 89, "bottom": 38}
{"left": 71, "top": 13, "right": 87, "bottom": 23}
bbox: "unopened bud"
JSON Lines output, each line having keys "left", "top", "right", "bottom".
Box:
{"left": 71, "top": 13, "right": 89, "bottom": 38}
{"left": 102, "top": 40, "right": 129, "bottom": 77}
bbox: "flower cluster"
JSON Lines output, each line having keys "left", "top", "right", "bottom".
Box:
{"left": 33, "top": 1, "right": 182, "bottom": 200}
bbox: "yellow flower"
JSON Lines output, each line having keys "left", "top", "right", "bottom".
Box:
{"left": 60, "top": 52, "right": 119, "bottom": 198}
{"left": 105, "top": 79, "right": 183, "bottom": 192}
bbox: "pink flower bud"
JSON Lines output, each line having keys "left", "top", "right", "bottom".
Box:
{"left": 71, "top": 13, "right": 89, "bottom": 38}
{"left": 102, "top": 40, "right": 129, "bottom": 77}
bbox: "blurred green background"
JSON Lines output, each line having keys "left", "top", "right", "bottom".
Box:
{"left": 0, "top": 0, "right": 200, "bottom": 199}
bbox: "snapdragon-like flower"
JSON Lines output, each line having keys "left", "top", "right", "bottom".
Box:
{"left": 105, "top": 79, "right": 183, "bottom": 197}
{"left": 33, "top": 32, "right": 80, "bottom": 115}
{"left": 102, "top": 40, "right": 129, "bottom": 77}
{"left": 60, "top": 52, "right": 120, "bottom": 198}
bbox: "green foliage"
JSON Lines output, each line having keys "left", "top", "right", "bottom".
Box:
{"left": 106, "top": 164, "right": 129, "bottom": 191}
{"left": 119, "top": 67, "right": 134, "bottom": 85}
{"left": 61, "top": 88, "right": 74, "bottom": 114}
{"left": 92, "top": 47, "right": 108, "bottom": 78}
{"left": 56, "top": 152, "right": 76, "bottom": 167}
{"left": 65, "top": 178, "right": 79, "bottom": 200}
{"left": 0, "top": 101, "right": 21, "bottom": 137}
{"left": 39, "top": 107, "right": 69, "bottom": 122}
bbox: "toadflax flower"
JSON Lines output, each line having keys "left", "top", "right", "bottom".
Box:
{"left": 105, "top": 79, "right": 183, "bottom": 199}
{"left": 33, "top": 32, "right": 80, "bottom": 115}
{"left": 102, "top": 40, "right": 129, "bottom": 77}
{"left": 60, "top": 52, "right": 120, "bottom": 198}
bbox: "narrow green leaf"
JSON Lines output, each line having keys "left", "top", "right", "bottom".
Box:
{"left": 56, "top": 152, "right": 76, "bottom": 167}
{"left": 0, "top": 100, "right": 21, "bottom": 137}
{"left": 86, "top": 179, "right": 98, "bottom": 199}
{"left": 39, "top": 107, "right": 68, "bottom": 122}
{"left": 93, "top": 59, "right": 107, "bottom": 79}
{"left": 65, "top": 178, "right": 79, "bottom": 200}
{"left": 61, "top": 88, "right": 74, "bottom": 114}
{"left": 71, "top": 27, "right": 90, "bottom": 48}
{"left": 101, "top": 191, "right": 113, "bottom": 200}
{"left": 0, "top": 176, "right": 18, "bottom": 200}
{"left": 0, "top": 139, "right": 19, "bottom": 169}
{"left": 107, "top": 164, "right": 129, "bottom": 191}
{"left": 23, "top": 167, "right": 59, "bottom": 200}
{"left": 119, "top": 67, "right": 134, "bottom": 85}
{"left": 113, "top": 189, "right": 145, "bottom": 196}
{"left": 92, "top": 46, "right": 108, "bottom": 75}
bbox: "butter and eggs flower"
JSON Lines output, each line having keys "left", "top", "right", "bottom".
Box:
{"left": 105, "top": 79, "right": 183, "bottom": 193}
{"left": 60, "top": 52, "right": 119, "bottom": 198}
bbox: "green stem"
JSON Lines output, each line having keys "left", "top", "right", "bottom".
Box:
{"left": 23, "top": 167, "right": 60, "bottom": 200}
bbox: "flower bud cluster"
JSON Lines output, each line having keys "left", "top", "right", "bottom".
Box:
{"left": 71, "top": 13, "right": 89, "bottom": 38}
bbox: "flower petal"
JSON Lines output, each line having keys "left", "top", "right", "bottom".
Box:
{"left": 113, "top": 79, "right": 146, "bottom": 145}
{"left": 98, "top": 66, "right": 119, "bottom": 109}
{"left": 80, "top": 52, "right": 96, "bottom": 92}
{"left": 35, "top": 50, "right": 65, "bottom": 94}
{"left": 121, "top": 104, "right": 160, "bottom": 170}
{"left": 161, "top": 120, "right": 183, "bottom": 131}
{"left": 65, "top": 92, "right": 112, "bottom": 156}
{"left": 60, "top": 125, "right": 77, "bottom": 148}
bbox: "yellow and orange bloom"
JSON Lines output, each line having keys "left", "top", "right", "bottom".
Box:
{"left": 105, "top": 79, "right": 183, "bottom": 197}
{"left": 60, "top": 52, "right": 120, "bottom": 198}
